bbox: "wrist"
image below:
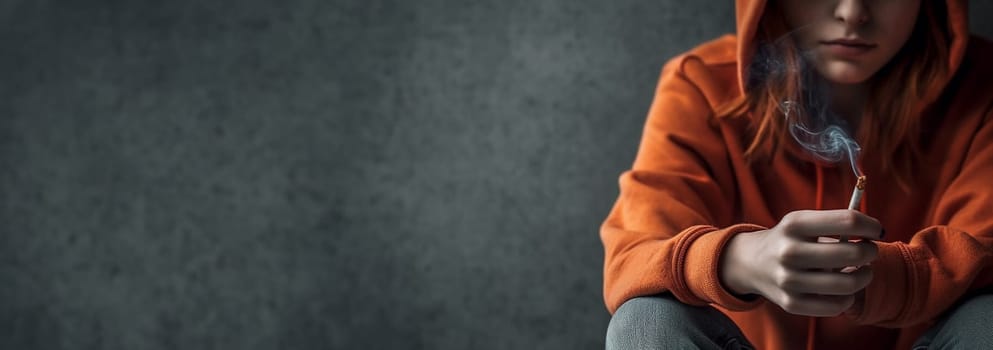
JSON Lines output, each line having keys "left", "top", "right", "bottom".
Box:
{"left": 719, "top": 231, "right": 760, "bottom": 296}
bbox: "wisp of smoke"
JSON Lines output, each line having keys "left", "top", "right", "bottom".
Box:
{"left": 753, "top": 26, "right": 864, "bottom": 177}
{"left": 781, "top": 101, "right": 863, "bottom": 176}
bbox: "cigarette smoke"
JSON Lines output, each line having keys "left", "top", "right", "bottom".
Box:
{"left": 750, "top": 30, "right": 864, "bottom": 177}
{"left": 781, "top": 101, "right": 863, "bottom": 177}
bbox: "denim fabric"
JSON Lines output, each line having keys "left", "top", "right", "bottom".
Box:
{"left": 606, "top": 295, "right": 755, "bottom": 350}
{"left": 607, "top": 293, "right": 993, "bottom": 350}
{"left": 911, "top": 294, "right": 993, "bottom": 350}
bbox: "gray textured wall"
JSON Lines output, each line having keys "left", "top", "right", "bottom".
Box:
{"left": 2, "top": 1, "right": 991, "bottom": 349}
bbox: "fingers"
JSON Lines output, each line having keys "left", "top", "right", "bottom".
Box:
{"left": 780, "top": 240, "right": 878, "bottom": 269}
{"left": 775, "top": 266, "right": 874, "bottom": 296}
{"left": 773, "top": 292, "right": 856, "bottom": 317}
{"left": 778, "top": 210, "right": 883, "bottom": 241}
{"left": 766, "top": 267, "right": 871, "bottom": 316}
{"left": 757, "top": 210, "right": 882, "bottom": 317}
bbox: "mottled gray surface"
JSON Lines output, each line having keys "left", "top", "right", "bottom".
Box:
{"left": 1, "top": 1, "right": 991, "bottom": 349}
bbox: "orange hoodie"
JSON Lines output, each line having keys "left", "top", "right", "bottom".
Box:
{"left": 601, "top": 1, "right": 993, "bottom": 349}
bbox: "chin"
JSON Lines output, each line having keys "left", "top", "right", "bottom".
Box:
{"left": 825, "top": 73, "right": 870, "bottom": 85}
{"left": 817, "top": 64, "right": 874, "bottom": 85}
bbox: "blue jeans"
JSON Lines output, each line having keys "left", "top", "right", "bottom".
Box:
{"left": 606, "top": 293, "right": 993, "bottom": 349}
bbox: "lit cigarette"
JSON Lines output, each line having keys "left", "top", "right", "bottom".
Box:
{"left": 841, "top": 176, "right": 866, "bottom": 243}
{"left": 847, "top": 176, "right": 866, "bottom": 211}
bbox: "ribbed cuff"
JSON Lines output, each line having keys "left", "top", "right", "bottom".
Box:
{"left": 847, "top": 242, "right": 911, "bottom": 325}
{"left": 681, "top": 223, "right": 767, "bottom": 311}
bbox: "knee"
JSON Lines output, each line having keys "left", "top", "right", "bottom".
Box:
{"left": 941, "top": 294, "right": 993, "bottom": 334}
{"left": 609, "top": 296, "right": 692, "bottom": 333}
{"left": 606, "top": 295, "right": 727, "bottom": 349}
{"left": 607, "top": 296, "right": 680, "bottom": 349}
{"left": 918, "top": 293, "right": 993, "bottom": 349}
{"left": 958, "top": 293, "right": 993, "bottom": 311}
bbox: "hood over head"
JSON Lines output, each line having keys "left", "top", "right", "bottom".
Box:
{"left": 733, "top": 0, "right": 969, "bottom": 109}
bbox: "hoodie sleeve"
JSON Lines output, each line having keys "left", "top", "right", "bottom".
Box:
{"left": 601, "top": 56, "right": 766, "bottom": 314}
{"left": 848, "top": 111, "right": 993, "bottom": 327}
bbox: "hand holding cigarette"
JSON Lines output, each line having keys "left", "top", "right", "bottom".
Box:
{"left": 719, "top": 210, "right": 883, "bottom": 316}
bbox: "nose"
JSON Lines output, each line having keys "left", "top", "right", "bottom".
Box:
{"left": 834, "top": 0, "right": 870, "bottom": 26}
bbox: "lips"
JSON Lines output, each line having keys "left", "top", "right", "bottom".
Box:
{"left": 820, "top": 38, "right": 877, "bottom": 58}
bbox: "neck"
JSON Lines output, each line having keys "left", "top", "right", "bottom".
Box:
{"left": 827, "top": 81, "right": 869, "bottom": 125}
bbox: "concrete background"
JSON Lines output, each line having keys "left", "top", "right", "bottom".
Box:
{"left": 2, "top": 1, "right": 990, "bottom": 349}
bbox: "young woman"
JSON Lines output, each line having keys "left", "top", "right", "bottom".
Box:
{"left": 601, "top": 0, "right": 993, "bottom": 349}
